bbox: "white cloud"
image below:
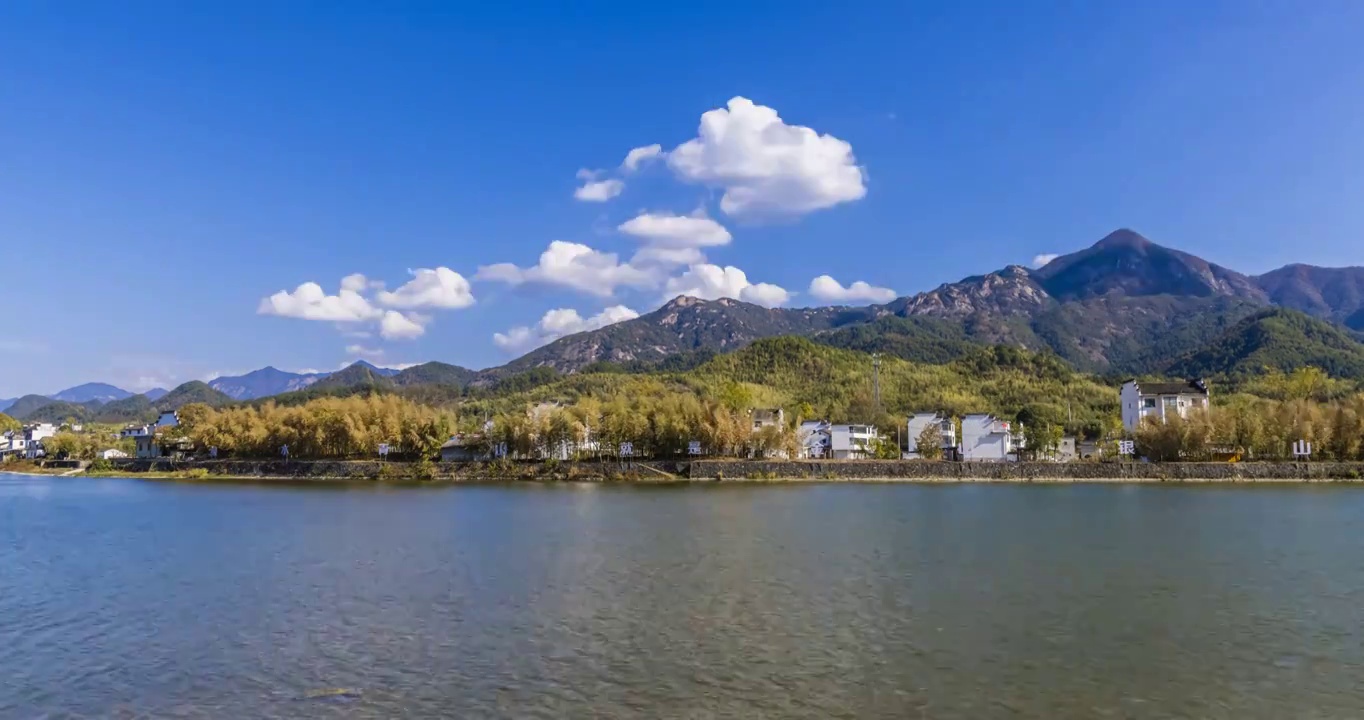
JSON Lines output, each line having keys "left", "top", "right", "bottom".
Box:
{"left": 494, "top": 305, "right": 640, "bottom": 354}
{"left": 663, "top": 264, "right": 791, "bottom": 308}
{"left": 1032, "top": 253, "right": 1060, "bottom": 268}
{"left": 376, "top": 267, "right": 475, "bottom": 309}
{"left": 808, "top": 275, "right": 897, "bottom": 304}
{"left": 340, "top": 273, "right": 369, "bottom": 292}
{"left": 379, "top": 311, "right": 426, "bottom": 340}
{"left": 257, "top": 281, "right": 382, "bottom": 322}
{"left": 574, "top": 169, "right": 624, "bottom": 202}
{"left": 261, "top": 269, "right": 473, "bottom": 342}
{"left": 475, "top": 241, "right": 655, "bottom": 297}
{"left": 617, "top": 211, "right": 731, "bottom": 248}
{"left": 666, "top": 96, "right": 866, "bottom": 218}
{"left": 621, "top": 144, "right": 663, "bottom": 172}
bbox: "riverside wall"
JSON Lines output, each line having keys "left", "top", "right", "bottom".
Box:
{"left": 103, "top": 458, "right": 1364, "bottom": 483}
{"left": 689, "top": 460, "right": 1364, "bottom": 482}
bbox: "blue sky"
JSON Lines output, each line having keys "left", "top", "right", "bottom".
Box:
{"left": 5, "top": 1, "right": 1364, "bottom": 396}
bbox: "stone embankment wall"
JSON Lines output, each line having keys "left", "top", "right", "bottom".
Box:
{"left": 689, "top": 460, "right": 1364, "bottom": 482}
{"left": 105, "top": 458, "right": 1364, "bottom": 482}
{"left": 106, "top": 458, "right": 688, "bottom": 482}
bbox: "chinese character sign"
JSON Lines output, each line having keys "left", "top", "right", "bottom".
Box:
{"left": 1117, "top": 440, "right": 1135, "bottom": 456}
{"left": 619, "top": 442, "right": 634, "bottom": 457}
{"left": 687, "top": 441, "right": 702, "bottom": 456}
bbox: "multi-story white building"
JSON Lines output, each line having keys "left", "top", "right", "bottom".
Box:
{"left": 23, "top": 423, "right": 57, "bottom": 460}
{"left": 1120, "top": 379, "right": 1210, "bottom": 433}
{"left": 905, "top": 412, "right": 957, "bottom": 459}
{"left": 797, "top": 420, "right": 831, "bottom": 459}
{"left": 961, "top": 414, "right": 1014, "bottom": 462}
{"left": 829, "top": 424, "right": 878, "bottom": 460}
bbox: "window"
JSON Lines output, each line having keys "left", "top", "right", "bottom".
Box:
{"left": 1163, "top": 396, "right": 1179, "bottom": 409}
{"left": 1143, "top": 398, "right": 1157, "bottom": 409}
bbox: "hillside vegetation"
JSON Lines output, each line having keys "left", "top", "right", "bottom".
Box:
{"left": 1166, "top": 309, "right": 1364, "bottom": 380}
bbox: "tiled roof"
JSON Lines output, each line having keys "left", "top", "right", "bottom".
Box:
{"left": 1135, "top": 380, "right": 1208, "bottom": 396}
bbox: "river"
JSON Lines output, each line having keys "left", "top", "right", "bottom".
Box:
{"left": 3, "top": 473, "right": 1363, "bottom": 718}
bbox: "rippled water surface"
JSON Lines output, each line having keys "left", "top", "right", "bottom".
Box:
{"left": 4, "top": 473, "right": 1364, "bottom": 718}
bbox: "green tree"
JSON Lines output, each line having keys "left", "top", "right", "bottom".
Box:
{"left": 0, "top": 413, "right": 19, "bottom": 433}
{"left": 915, "top": 423, "right": 943, "bottom": 460}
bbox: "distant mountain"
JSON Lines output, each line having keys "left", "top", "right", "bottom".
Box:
{"left": 157, "top": 381, "right": 233, "bottom": 410}
{"left": 1165, "top": 308, "right": 1364, "bottom": 380}
{"left": 0, "top": 398, "right": 15, "bottom": 414}
{"left": 488, "top": 296, "right": 859, "bottom": 378}
{"left": 6, "top": 395, "right": 57, "bottom": 420}
{"left": 91, "top": 394, "right": 156, "bottom": 423}
{"left": 310, "top": 361, "right": 399, "bottom": 391}
{"left": 392, "top": 361, "right": 477, "bottom": 387}
{"left": 1030, "top": 229, "right": 1267, "bottom": 302}
{"left": 1254, "top": 264, "right": 1364, "bottom": 330}
{"left": 358, "top": 360, "right": 402, "bottom": 378}
{"left": 143, "top": 388, "right": 169, "bottom": 401}
{"left": 21, "top": 401, "right": 94, "bottom": 425}
{"left": 209, "top": 367, "right": 327, "bottom": 400}
{"left": 51, "top": 382, "right": 132, "bottom": 404}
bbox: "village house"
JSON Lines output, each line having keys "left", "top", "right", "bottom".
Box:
{"left": 0, "top": 431, "right": 25, "bottom": 461}
{"left": 440, "top": 434, "right": 488, "bottom": 462}
{"left": 156, "top": 411, "right": 179, "bottom": 428}
{"left": 97, "top": 448, "right": 128, "bottom": 460}
{"left": 905, "top": 413, "right": 958, "bottom": 460}
{"left": 797, "top": 420, "right": 831, "bottom": 459}
{"left": 21, "top": 423, "right": 57, "bottom": 460}
{"left": 961, "top": 414, "right": 1015, "bottom": 462}
{"left": 120, "top": 424, "right": 153, "bottom": 439}
{"left": 750, "top": 408, "right": 785, "bottom": 431}
{"left": 829, "top": 424, "right": 878, "bottom": 460}
{"left": 1120, "top": 379, "right": 1210, "bottom": 433}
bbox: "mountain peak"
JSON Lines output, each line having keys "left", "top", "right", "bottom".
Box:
{"left": 1092, "top": 228, "right": 1153, "bottom": 250}
{"left": 662, "top": 295, "right": 710, "bottom": 310}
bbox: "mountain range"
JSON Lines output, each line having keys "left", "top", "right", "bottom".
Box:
{"left": 8, "top": 228, "right": 1364, "bottom": 424}
{"left": 499, "top": 229, "right": 1364, "bottom": 378}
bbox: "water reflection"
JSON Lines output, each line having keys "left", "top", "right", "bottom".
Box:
{"left": 2, "top": 478, "right": 1363, "bottom": 718}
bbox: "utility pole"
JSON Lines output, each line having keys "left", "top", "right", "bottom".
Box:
{"left": 872, "top": 353, "right": 882, "bottom": 413}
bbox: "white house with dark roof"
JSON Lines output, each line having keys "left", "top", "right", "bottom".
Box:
{"left": 797, "top": 420, "right": 831, "bottom": 459}
{"left": 1121, "top": 379, "right": 1210, "bottom": 433}
{"left": 961, "top": 414, "right": 1014, "bottom": 462}
{"left": 905, "top": 412, "right": 957, "bottom": 460}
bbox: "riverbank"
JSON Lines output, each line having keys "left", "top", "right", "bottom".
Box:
{"left": 69, "top": 458, "right": 1364, "bottom": 484}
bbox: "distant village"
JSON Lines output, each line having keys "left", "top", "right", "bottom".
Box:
{"left": 4, "top": 378, "right": 1213, "bottom": 465}
{"left": 1, "top": 411, "right": 183, "bottom": 462}
{"left": 441, "top": 379, "right": 1211, "bottom": 463}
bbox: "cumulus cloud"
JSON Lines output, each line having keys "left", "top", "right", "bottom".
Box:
{"left": 573, "top": 169, "right": 624, "bottom": 202}
{"left": 494, "top": 305, "right": 640, "bottom": 354}
{"left": 666, "top": 96, "right": 866, "bottom": 218}
{"left": 663, "top": 264, "right": 791, "bottom": 308}
{"left": 621, "top": 144, "right": 663, "bottom": 172}
{"left": 808, "top": 275, "right": 897, "bottom": 304}
{"left": 260, "top": 269, "right": 470, "bottom": 342}
{"left": 379, "top": 311, "right": 426, "bottom": 340}
{"left": 617, "top": 211, "right": 731, "bottom": 248}
{"left": 376, "top": 267, "right": 475, "bottom": 309}
{"left": 475, "top": 241, "right": 655, "bottom": 297}
{"left": 1032, "top": 253, "right": 1060, "bottom": 268}
{"left": 257, "top": 281, "right": 382, "bottom": 322}
{"left": 630, "top": 246, "right": 707, "bottom": 269}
